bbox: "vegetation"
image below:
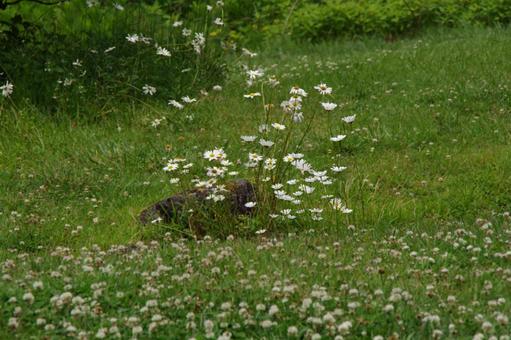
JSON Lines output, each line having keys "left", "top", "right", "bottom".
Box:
{"left": 0, "top": 0, "right": 229, "bottom": 116}
{"left": 1, "top": 24, "right": 511, "bottom": 337}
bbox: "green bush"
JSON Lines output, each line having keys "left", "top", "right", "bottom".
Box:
{"left": 203, "top": 0, "right": 511, "bottom": 43}
{"left": 0, "top": 0, "right": 229, "bottom": 118}
{"left": 287, "top": 0, "right": 511, "bottom": 41}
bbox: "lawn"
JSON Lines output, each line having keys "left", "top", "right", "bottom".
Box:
{"left": 1, "top": 27, "right": 511, "bottom": 338}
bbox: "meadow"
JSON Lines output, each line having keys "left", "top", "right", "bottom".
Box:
{"left": 1, "top": 26, "right": 511, "bottom": 338}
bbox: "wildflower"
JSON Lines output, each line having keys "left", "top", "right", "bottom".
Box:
{"left": 8, "top": 317, "right": 18, "bottom": 329}
{"left": 292, "top": 159, "right": 312, "bottom": 173}
{"left": 156, "top": 46, "right": 171, "bottom": 57}
{"left": 182, "top": 28, "right": 192, "bottom": 37}
{"left": 1, "top": 81, "right": 14, "bottom": 97}
{"left": 213, "top": 85, "right": 222, "bottom": 91}
{"left": 132, "top": 325, "right": 143, "bottom": 335}
{"left": 163, "top": 162, "right": 178, "bottom": 172}
{"left": 240, "top": 135, "right": 257, "bottom": 142}
{"left": 151, "top": 118, "right": 162, "bottom": 128}
{"left": 337, "top": 321, "right": 352, "bottom": 334}
{"left": 342, "top": 114, "right": 357, "bottom": 124}
{"left": 321, "top": 102, "right": 337, "bottom": 111}
{"left": 203, "top": 148, "right": 227, "bottom": 162}
{"left": 259, "top": 139, "right": 274, "bottom": 147}
{"left": 206, "top": 166, "right": 226, "bottom": 177}
{"left": 264, "top": 158, "right": 277, "bottom": 170}
{"left": 214, "top": 17, "right": 224, "bottom": 26}
{"left": 258, "top": 124, "right": 269, "bottom": 133}
{"left": 268, "top": 75, "right": 280, "bottom": 87}
{"left": 192, "top": 32, "right": 206, "bottom": 54}
{"left": 168, "top": 99, "right": 184, "bottom": 109}
{"left": 95, "top": 328, "right": 107, "bottom": 338}
{"left": 330, "top": 198, "right": 352, "bottom": 213}
{"left": 288, "top": 326, "right": 298, "bottom": 336}
{"left": 271, "top": 123, "right": 286, "bottom": 130}
{"left": 255, "top": 229, "right": 266, "bottom": 234}
{"left": 181, "top": 96, "right": 196, "bottom": 103}
{"left": 331, "top": 166, "right": 347, "bottom": 173}
{"left": 248, "top": 153, "right": 263, "bottom": 162}
{"left": 113, "top": 2, "right": 124, "bottom": 10}
{"left": 314, "top": 83, "right": 332, "bottom": 95}
{"left": 126, "top": 34, "right": 139, "bottom": 43}
{"left": 173, "top": 21, "right": 183, "bottom": 27}
{"left": 268, "top": 305, "right": 279, "bottom": 316}
{"left": 292, "top": 112, "right": 304, "bottom": 122}
{"left": 330, "top": 135, "right": 346, "bottom": 142}
{"left": 260, "top": 320, "right": 273, "bottom": 329}
{"left": 142, "top": 84, "right": 156, "bottom": 96}
{"left": 247, "top": 69, "right": 264, "bottom": 79}
{"left": 241, "top": 48, "right": 257, "bottom": 57}
{"left": 244, "top": 92, "right": 261, "bottom": 99}
{"left": 23, "top": 292, "right": 35, "bottom": 304}
{"left": 33, "top": 281, "right": 44, "bottom": 290}
{"left": 290, "top": 86, "right": 307, "bottom": 97}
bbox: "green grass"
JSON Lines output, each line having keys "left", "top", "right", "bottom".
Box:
{"left": 1, "top": 27, "right": 511, "bottom": 338}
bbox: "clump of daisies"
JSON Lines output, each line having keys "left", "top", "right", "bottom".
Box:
{"left": 238, "top": 72, "right": 354, "bottom": 230}
{"left": 157, "top": 65, "right": 356, "bottom": 236}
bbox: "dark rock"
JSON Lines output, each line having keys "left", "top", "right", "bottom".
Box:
{"left": 139, "top": 179, "right": 256, "bottom": 226}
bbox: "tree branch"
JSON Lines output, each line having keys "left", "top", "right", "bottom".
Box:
{"left": 1, "top": 0, "right": 69, "bottom": 10}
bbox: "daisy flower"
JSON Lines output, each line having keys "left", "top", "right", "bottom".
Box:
{"left": 314, "top": 83, "right": 332, "bottom": 95}
{"left": 1, "top": 81, "right": 14, "bottom": 97}
{"left": 168, "top": 99, "right": 184, "bottom": 109}
{"left": 330, "top": 135, "right": 346, "bottom": 142}
{"left": 289, "top": 86, "right": 307, "bottom": 97}
{"left": 240, "top": 135, "right": 257, "bottom": 142}
{"left": 244, "top": 92, "right": 261, "bottom": 99}
{"left": 259, "top": 139, "right": 274, "bottom": 147}
{"left": 321, "top": 102, "right": 337, "bottom": 111}
{"left": 247, "top": 69, "right": 264, "bottom": 79}
{"left": 156, "top": 46, "right": 171, "bottom": 57}
{"left": 244, "top": 202, "right": 257, "bottom": 208}
{"left": 342, "top": 114, "right": 357, "bottom": 123}
{"left": 142, "top": 84, "right": 156, "bottom": 96}
{"left": 271, "top": 123, "right": 286, "bottom": 130}
{"left": 331, "top": 166, "right": 347, "bottom": 173}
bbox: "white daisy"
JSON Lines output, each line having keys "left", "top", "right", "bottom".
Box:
{"left": 321, "top": 102, "right": 337, "bottom": 111}
{"left": 330, "top": 135, "right": 346, "bottom": 142}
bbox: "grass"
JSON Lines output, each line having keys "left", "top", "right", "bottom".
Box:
{"left": 1, "top": 26, "right": 511, "bottom": 338}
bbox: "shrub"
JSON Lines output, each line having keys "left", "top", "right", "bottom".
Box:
{"left": 0, "top": 0, "right": 230, "bottom": 118}
{"left": 288, "top": 0, "right": 511, "bottom": 41}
